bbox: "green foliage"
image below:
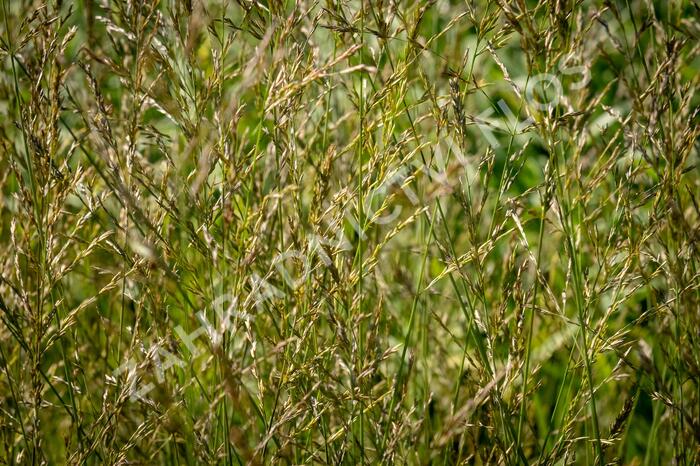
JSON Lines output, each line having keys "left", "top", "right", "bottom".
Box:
{"left": 0, "top": 0, "right": 699, "bottom": 464}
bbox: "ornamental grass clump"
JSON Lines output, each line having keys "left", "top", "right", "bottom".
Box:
{"left": 0, "top": 0, "right": 699, "bottom": 464}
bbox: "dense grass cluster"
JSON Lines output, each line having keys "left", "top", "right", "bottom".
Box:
{"left": 1, "top": 0, "right": 699, "bottom": 464}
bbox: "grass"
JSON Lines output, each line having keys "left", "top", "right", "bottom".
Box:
{"left": 1, "top": 0, "right": 699, "bottom": 464}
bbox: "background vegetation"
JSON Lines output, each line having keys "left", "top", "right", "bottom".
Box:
{"left": 1, "top": 0, "right": 699, "bottom": 464}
